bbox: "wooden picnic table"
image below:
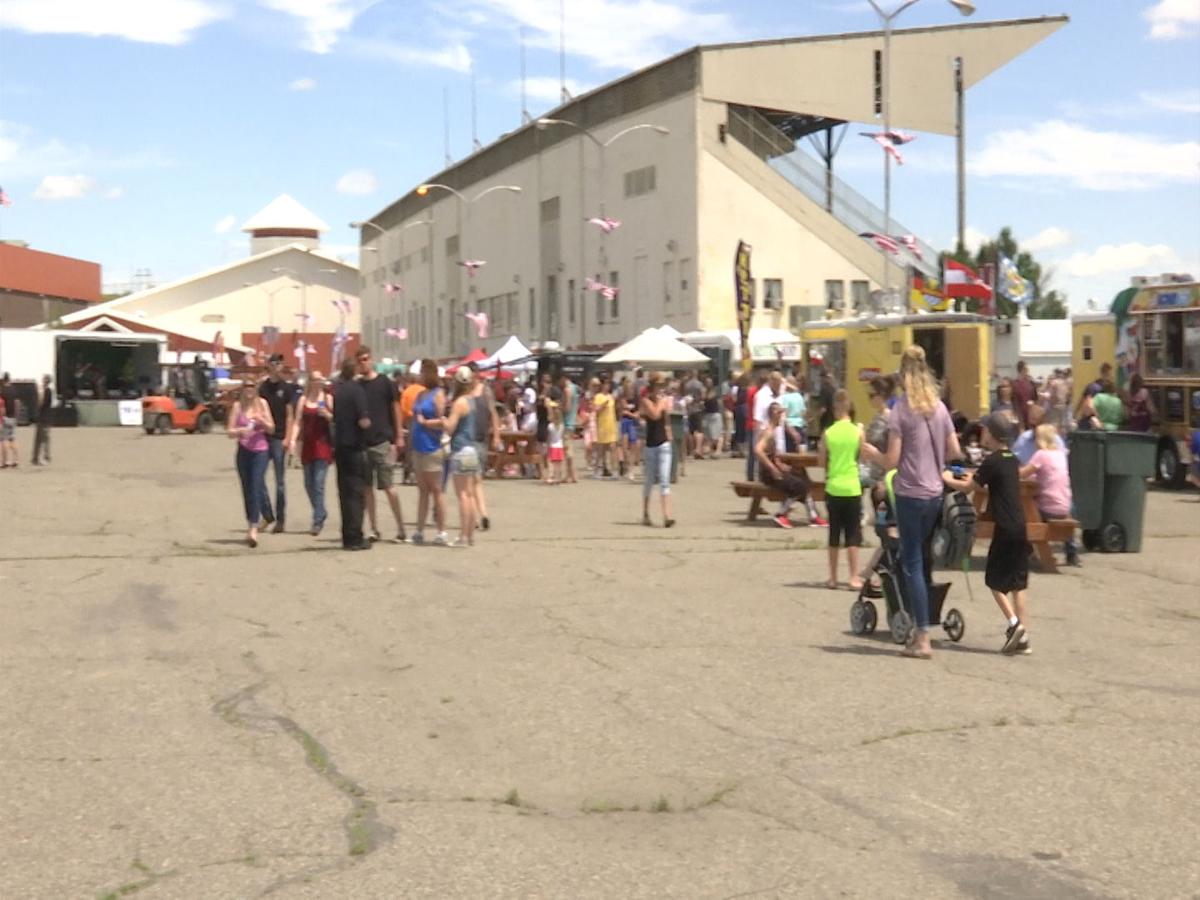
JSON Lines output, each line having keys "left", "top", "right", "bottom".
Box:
{"left": 731, "top": 451, "right": 826, "bottom": 522}
{"left": 487, "top": 430, "right": 542, "bottom": 479}
{"left": 971, "top": 479, "right": 1078, "bottom": 574}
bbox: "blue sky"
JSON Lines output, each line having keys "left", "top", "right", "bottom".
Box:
{"left": 1, "top": 0, "right": 1198, "bottom": 310}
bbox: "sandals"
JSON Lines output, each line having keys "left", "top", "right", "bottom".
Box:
{"left": 900, "top": 643, "right": 932, "bottom": 660}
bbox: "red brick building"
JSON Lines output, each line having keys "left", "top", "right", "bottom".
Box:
{"left": 0, "top": 242, "right": 102, "bottom": 327}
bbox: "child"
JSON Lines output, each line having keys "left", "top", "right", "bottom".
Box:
{"left": 818, "top": 389, "right": 864, "bottom": 590}
{"left": 859, "top": 476, "right": 899, "bottom": 594}
{"left": 545, "top": 401, "right": 565, "bottom": 485}
{"left": 943, "top": 414, "right": 1032, "bottom": 655}
{"left": 1020, "top": 423, "right": 1078, "bottom": 566}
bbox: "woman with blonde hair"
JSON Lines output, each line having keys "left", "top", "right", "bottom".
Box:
{"left": 290, "top": 371, "right": 334, "bottom": 536}
{"left": 862, "top": 345, "right": 961, "bottom": 659}
{"left": 425, "top": 367, "right": 481, "bottom": 547}
{"left": 227, "top": 379, "right": 275, "bottom": 548}
{"left": 409, "top": 359, "right": 449, "bottom": 545}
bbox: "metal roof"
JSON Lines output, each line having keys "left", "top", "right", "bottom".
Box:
{"left": 241, "top": 194, "right": 330, "bottom": 233}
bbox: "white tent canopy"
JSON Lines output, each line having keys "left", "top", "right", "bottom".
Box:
{"left": 596, "top": 328, "right": 711, "bottom": 367}
{"left": 479, "top": 335, "right": 534, "bottom": 369}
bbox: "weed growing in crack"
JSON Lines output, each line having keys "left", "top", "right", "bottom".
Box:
{"left": 501, "top": 789, "right": 522, "bottom": 807}
{"left": 581, "top": 799, "right": 626, "bottom": 813}
{"left": 651, "top": 795, "right": 672, "bottom": 813}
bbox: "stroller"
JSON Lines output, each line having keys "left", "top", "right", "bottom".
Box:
{"left": 850, "top": 483, "right": 967, "bottom": 644}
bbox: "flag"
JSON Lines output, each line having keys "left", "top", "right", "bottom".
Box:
{"left": 331, "top": 326, "right": 349, "bottom": 372}
{"left": 0, "top": 186, "right": 11, "bottom": 207}
{"left": 294, "top": 341, "right": 310, "bottom": 372}
{"left": 943, "top": 258, "right": 993, "bottom": 301}
{"left": 331, "top": 297, "right": 352, "bottom": 314}
{"left": 458, "top": 259, "right": 486, "bottom": 277}
{"left": 384, "top": 283, "right": 404, "bottom": 294}
{"left": 896, "top": 234, "right": 922, "bottom": 259}
{"left": 859, "top": 130, "right": 915, "bottom": 166}
{"left": 585, "top": 276, "right": 618, "bottom": 301}
{"left": 295, "top": 312, "right": 315, "bottom": 324}
{"left": 859, "top": 231, "right": 901, "bottom": 255}
{"left": 212, "top": 330, "right": 225, "bottom": 363}
{"left": 464, "top": 311, "right": 489, "bottom": 339}
{"left": 385, "top": 326, "right": 408, "bottom": 340}
{"left": 999, "top": 256, "right": 1032, "bottom": 306}
{"left": 734, "top": 240, "right": 753, "bottom": 372}
{"left": 261, "top": 326, "right": 279, "bottom": 349}
{"left": 909, "top": 271, "right": 950, "bottom": 313}
{"left": 585, "top": 216, "right": 621, "bottom": 233}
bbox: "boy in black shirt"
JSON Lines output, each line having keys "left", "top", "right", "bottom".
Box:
{"left": 943, "top": 413, "right": 1032, "bottom": 655}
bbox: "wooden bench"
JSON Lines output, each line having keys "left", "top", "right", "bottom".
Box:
{"left": 972, "top": 481, "right": 1079, "bottom": 574}
{"left": 732, "top": 480, "right": 826, "bottom": 522}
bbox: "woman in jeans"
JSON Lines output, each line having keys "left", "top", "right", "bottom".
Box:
{"left": 640, "top": 374, "right": 675, "bottom": 528}
{"left": 862, "top": 346, "right": 961, "bottom": 659}
{"left": 227, "top": 380, "right": 275, "bottom": 548}
{"left": 291, "top": 371, "right": 334, "bottom": 536}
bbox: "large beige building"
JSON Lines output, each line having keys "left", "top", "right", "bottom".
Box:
{"left": 358, "top": 17, "right": 1065, "bottom": 360}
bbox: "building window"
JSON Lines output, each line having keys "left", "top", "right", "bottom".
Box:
{"left": 825, "top": 279, "right": 844, "bottom": 311}
{"left": 445, "top": 235, "right": 459, "bottom": 259}
{"left": 748, "top": 277, "right": 758, "bottom": 309}
{"left": 662, "top": 261, "right": 674, "bottom": 307}
{"left": 679, "top": 258, "right": 692, "bottom": 309}
{"left": 623, "top": 165, "right": 657, "bottom": 198}
{"left": 528, "top": 287, "right": 536, "bottom": 336}
{"left": 508, "top": 292, "right": 518, "bottom": 332}
{"left": 764, "top": 278, "right": 783, "bottom": 310}
{"left": 449, "top": 299, "right": 458, "bottom": 348}
{"left": 1082, "top": 334, "right": 1093, "bottom": 362}
{"left": 851, "top": 280, "right": 870, "bottom": 312}
{"left": 568, "top": 278, "right": 576, "bottom": 325}
{"left": 609, "top": 270, "right": 620, "bottom": 320}
{"left": 788, "top": 305, "right": 818, "bottom": 332}
{"left": 547, "top": 274, "right": 559, "bottom": 339}
{"left": 437, "top": 308, "right": 443, "bottom": 347}
{"left": 540, "top": 196, "right": 560, "bottom": 222}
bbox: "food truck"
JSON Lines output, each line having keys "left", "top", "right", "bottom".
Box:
{"left": 799, "top": 312, "right": 993, "bottom": 421}
{"left": 1072, "top": 278, "right": 1200, "bottom": 486}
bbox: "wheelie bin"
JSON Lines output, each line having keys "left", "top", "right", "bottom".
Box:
{"left": 1068, "top": 431, "right": 1157, "bottom": 553}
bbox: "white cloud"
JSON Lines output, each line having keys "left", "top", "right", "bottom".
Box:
{"left": 34, "top": 174, "right": 96, "bottom": 200}
{"left": 0, "top": 120, "right": 174, "bottom": 179}
{"left": 1060, "top": 242, "right": 1179, "bottom": 279}
{"left": 1022, "top": 227, "right": 1072, "bottom": 253}
{"left": 511, "top": 76, "right": 589, "bottom": 106}
{"left": 336, "top": 168, "right": 378, "bottom": 195}
{"left": 288, "top": 76, "right": 318, "bottom": 91}
{"left": 259, "top": 0, "right": 380, "bottom": 54}
{"left": 1139, "top": 88, "right": 1200, "bottom": 114}
{"left": 1144, "top": 0, "right": 1200, "bottom": 40}
{"left": 970, "top": 120, "right": 1200, "bottom": 190}
{"left": 104, "top": 186, "right": 125, "bottom": 200}
{"left": 469, "top": 0, "right": 733, "bottom": 70}
{"left": 0, "top": 0, "right": 226, "bottom": 45}
{"left": 213, "top": 214, "right": 237, "bottom": 233}
{"left": 347, "top": 37, "right": 472, "bottom": 72}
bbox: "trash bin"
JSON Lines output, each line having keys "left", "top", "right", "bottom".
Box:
{"left": 1068, "top": 431, "right": 1157, "bottom": 553}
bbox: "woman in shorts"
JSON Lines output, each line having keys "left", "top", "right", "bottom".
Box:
{"left": 437, "top": 367, "right": 480, "bottom": 547}
{"left": 410, "top": 359, "right": 449, "bottom": 545}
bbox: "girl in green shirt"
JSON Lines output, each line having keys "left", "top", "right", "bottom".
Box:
{"left": 819, "top": 389, "right": 864, "bottom": 590}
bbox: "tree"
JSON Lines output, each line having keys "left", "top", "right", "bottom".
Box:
{"left": 942, "top": 227, "right": 1068, "bottom": 319}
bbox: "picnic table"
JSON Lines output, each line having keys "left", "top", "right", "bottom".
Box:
{"left": 487, "top": 431, "right": 542, "bottom": 479}
{"left": 730, "top": 451, "right": 826, "bottom": 522}
{"left": 971, "top": 479, "right": 1079, "bottom": 574}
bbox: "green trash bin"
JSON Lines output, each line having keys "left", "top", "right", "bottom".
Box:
{"left": 1067, "top": 431, "right": 1107, "bottom": 531}
{"left": 1098, "top": 432, "right": 1157, "bottom": 553}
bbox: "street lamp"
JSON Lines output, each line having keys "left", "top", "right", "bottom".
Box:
{"left": 415, "top": 184, "right": 522, "bottom": 353}
{"left": 867, "top": 0, "right": 974, "bottom": 301}
{"left": 535, "top": 118, "right": 670, "bottom": 341}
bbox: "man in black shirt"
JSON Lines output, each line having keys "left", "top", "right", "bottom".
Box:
{"left": 258, "top": 354, "right": 299, "bottom": 532}
{"left": 943, "top": 413, "right": 1032, "bottom": 655}
{"left": 32, "top": 375, "right": 53, "bottom": 465}
{"left": 334, "top": 358, "right": 372, "bottom": 550}
{"left": 354, "top": 346, "right": 406, "bottom": 542}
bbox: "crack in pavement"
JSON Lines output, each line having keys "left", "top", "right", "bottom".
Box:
{"left": 212, "top": 652, "right": 395, "bottom": 875}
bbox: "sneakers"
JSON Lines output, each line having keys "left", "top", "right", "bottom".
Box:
{"left": 1001, "top": 622, "right": 1027, "bottom": 653}
{"left": 809, "top": 515, "right": 829, "bottom": 527}
{"left": 664, "top": 518, "right": 676, "bottom": 529}
{"left": 368, "top": 529, "right": 382, "bottom": 543}
{"left": 394, "top": 532, "right": 407, "bottom": 544}
{"left": 432, "top": 531, "right": 449, "bottom": 546}
{"left": 773, "top": 514, "right": 794, "bottom": 529}
{"left": 1015, "top": 636, "right": 1033, "bottom": 655}
{"left": 480, "top": 516, "right": 490, "bottom": 531}
{"left": 271, "top": 521, "right": 286, "bottom": 535}
{"left": 409, "top": 532, "right": 425, "bottom": 545}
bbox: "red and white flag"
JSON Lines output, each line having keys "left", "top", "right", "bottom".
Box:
{"left": 943, "top": 258, "right": 993, "bottom": 300}
{"left": 896, "top": 234, "right": 922, "bottom": 259}
{"left": 464, "top": 311, "right": 489, "bottom": 339}
{"left": 860, "top": 130, "right": 915, "bottom": 166}
{"left": 331, "top": 297, "right": 352, "bottom": 314}
{"left": 585, "top": 276, "right": 618, "bottom": 300}
{"left": 385, "top": 326, "right": 408, "bottom": 340}
{"left": 384, "top": 283, "right": 404, "bottom": 294}
{"left": 0, "top": 186, "right": 12, "bottom": 207}
{"left": 212, "top": 330, "right": 225, "bottom": 363}
{"left": 458, "top": 259, "right": 486, "bottom": 277}
{"left": 585, "top": 216, "right": 621, "bottom": 233}
{"left": 859, "top": 232, "right": 900, "bottom": 255}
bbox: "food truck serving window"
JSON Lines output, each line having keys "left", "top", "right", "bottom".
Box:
{"left": 1143, "top": 310, "right": 1198, "bottom": 377}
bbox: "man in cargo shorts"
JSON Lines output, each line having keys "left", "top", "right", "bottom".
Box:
{"left": 355, "top": 347, "right": 406, "bottom": 543}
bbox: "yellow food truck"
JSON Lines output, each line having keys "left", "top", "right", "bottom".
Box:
{"left": 799, "top": 312, "right": 993, "bottom": 421}
{"left": 1072, "top": 280, "right": 1200, "bottom": 486}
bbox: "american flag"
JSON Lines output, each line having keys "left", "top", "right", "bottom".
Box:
{"left": 0, "top": 186, "right": 11, "bottom": 207}
{"left": 860, "top": 130, "right": 915, "bottom": 166}
{"left": 384, "top": 283, "right": 404, "bottom": 294}
{"left": 464, "top": 311, "right": 489, "bottom": 339}
{"left": 858, "top": 232, "right": 901, "bottom": 255}
{"left": 331, "top": 297, "right": 352, "bottom": 314}
{"left": 586, "top": 276, "right": 618, "bottom": 301}
{"left": 295, "top": 312, "right": 315, "bottom": 323}
{"left": 457, "top": 259, "right": 487, "bottom": 277}
{"left": 585, "top": 216, "right": 621, "bottom": 233}
{"left": 895, "top": 234, "right": 922, "bottom": 259}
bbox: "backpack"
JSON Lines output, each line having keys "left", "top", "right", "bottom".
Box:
{"left": 932, "top": 490, "right": 977, "bottom": 569}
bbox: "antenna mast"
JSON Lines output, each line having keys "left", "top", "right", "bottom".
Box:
{"left": 471, "top": 61, "right": 482, "bottom": 151}
{"left": 520, "top": 27, "right": 531, "bottom": 124}
{"left": 559, "top": 0, "right": 569, "bottom": 104}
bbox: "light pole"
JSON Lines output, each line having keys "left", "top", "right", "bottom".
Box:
{"left": 415, "top": 183, "right": 522, "bottom": 354}
{"left": 535, "top": 118, "right": 669, "bottom": 342}
{"left": 866, "top": 0, "right": 974, "bottom": 301}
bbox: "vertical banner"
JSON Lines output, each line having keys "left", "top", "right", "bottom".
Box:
{"left": 734, "top": 240, "right": 753, "bottom": 372}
